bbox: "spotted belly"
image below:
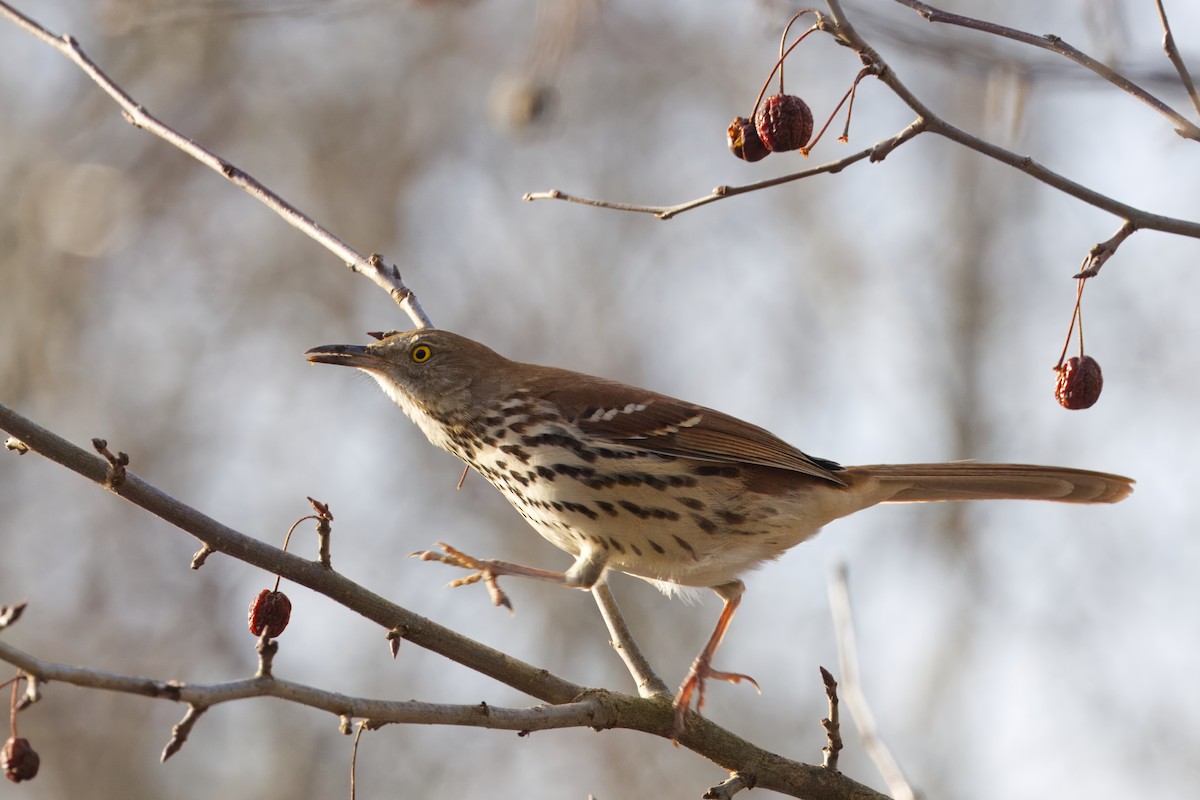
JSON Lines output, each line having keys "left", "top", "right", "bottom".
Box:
{"left": 466, "top": 445, "right": 819, "bottom": 589}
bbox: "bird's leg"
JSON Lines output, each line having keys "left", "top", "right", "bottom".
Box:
{"left": 410, "top": 542, "right": 607, "bottom": 611}
{"left": 672, "top": 580, "right": 760, "bottom": 737}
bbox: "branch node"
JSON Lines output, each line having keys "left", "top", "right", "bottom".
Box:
{"left": 17, "top": 674, "right": 41, "bottom": 711}
{"left": 91, "top": 438, "right": 129, "bottom": 489}
{"left": 703, "top": 772, "right": 756, "bottom": 800}
{"left": 255, "top": 634, "right": 279, "bottom": 679}
{"left": 190, "top": 544, "right": 214, "bottom": 570}
{"left": 385, "top": 627, "right": 404, "bottom": 660}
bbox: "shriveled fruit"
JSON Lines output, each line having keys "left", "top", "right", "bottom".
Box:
{"left": 727, "top": 116, "right": 770, "bottom": 162}
{"left": 248, "top": 589, "right": 292, "bottom": 637}
{"left": 754, "top": 94, "right": 813, "bottom": 152}
{"left": 1054, "top": 355, "right": 1103, "bottom": 410}
{"left": 2, "top": 737, "right": 39, "bottom": 783}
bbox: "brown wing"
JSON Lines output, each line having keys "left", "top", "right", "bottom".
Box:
{"left": 537, "top": 375, "right": 846, "bottom": 485}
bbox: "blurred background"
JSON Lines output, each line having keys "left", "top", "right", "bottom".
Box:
{"left": 1, "top": 0, "right": 1197, "bottom": 797}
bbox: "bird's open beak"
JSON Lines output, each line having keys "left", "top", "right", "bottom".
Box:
{"left": 305, "top": 344, "right": 385, "bottom": 368}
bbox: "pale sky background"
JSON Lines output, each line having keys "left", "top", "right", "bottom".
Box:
{"left": 1, "top": 1, "right": 1198, "bottom": 798}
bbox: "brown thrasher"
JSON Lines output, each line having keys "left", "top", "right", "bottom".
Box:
{"left": 306, "top": 329, "right": 1133, "bottom": 733}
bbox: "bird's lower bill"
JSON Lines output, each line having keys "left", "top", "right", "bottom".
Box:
{"left": 305, "top": 344, "right": 386, "bottom": 369}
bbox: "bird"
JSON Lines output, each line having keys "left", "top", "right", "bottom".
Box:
{"left": 305, "top": 328, "right": 1134, "bottom": 734}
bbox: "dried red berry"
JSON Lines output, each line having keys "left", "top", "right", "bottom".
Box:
{"left": 754, "top": 94, "right": 813, "bottom": 152}
{"left": 1054, "top": 355, "right": 1103, "bottom": 410}
{"left": 2, "top": 737, "right": 39, "bottom": 783}
{"left": 248, "top": 589, "right": 292, "bottom": 637}
{"left": 727, "top": 116, "right": 770, "bottom": 162}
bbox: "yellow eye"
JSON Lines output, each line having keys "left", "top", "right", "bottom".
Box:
{"left": 411, "top": 344, "right": 432, "bottom": 363}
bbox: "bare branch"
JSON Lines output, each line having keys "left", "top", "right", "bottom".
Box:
{"left": 1153, "top": 0, "right": 1200, "bottom": 119}
{"left": 0, "top": 633, "right": 890, "bottom": 798}
{"left": 892, "top": 0, "right": 1200, "bottom": 141}
{"left": 525, "top": 122, "right": 922, "bottom": 219}
{"left": 161, "top": 704, "right": 206, "bottom": 763}
{"left": 528, "top": 0, "right": 1200, "bottom": 242}
{"left": 0, "top": 1, "right": 432, "bottom": 329}
{"left": 0, "top": 637, "right": 614, "bottom": 734}
{"left": 591, "top": 579, "right": 669, "bottom": 699}
{"left": 0, "top": 400, "right": 584, "bottom": 706}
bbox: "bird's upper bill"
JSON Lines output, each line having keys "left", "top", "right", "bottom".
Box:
{"left": 305, "top": 344, "right": 386, "bottom": 369}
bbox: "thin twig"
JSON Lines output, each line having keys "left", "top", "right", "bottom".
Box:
{"left": 1075, "top": 221, "right": 1137, "bottom": 279}
{"left": 819, "top": 666, "right": 843, "bottom": 771}
{"left": 308, "top": 497, "right": 334, "bottom": 570}
{"left": 1153, "top": 0, "right": 1200, "bottom": 120}
{"left": 525, "top": 121, "right": 922, "bottom": 219}
{"left": 590, "top": 579, "right": 669, "bottom": 699}
{"left": 0, "top": 1, "right": 432, "bottom": 329}
{"left": 893, "top": 0, "right": 1200, "bottom": 141}
{"left": 827, "top": 564, "right": 916, "bottom": 800}
{"left": 161, "top": 704, "right": 206, "bottom": 763}
{"left": 0, "top": 637, "right": 614, "bottom": 733}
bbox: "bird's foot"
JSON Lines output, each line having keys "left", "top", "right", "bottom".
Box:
{"left": 671, "top": 658, "right": 760, "bottom": 738}
{"left": 409, "top": 542, "right": 514, "bottom": 611}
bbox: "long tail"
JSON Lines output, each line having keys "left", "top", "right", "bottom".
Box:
{"left": 844, "top": 463, "right": 1134, "bottom": 504}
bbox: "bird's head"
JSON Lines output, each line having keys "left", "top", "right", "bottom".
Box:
{"left": 306, "top": 328, "right": 508, "bottom": 424}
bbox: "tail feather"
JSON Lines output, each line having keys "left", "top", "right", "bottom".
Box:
{"left": 846, "top": 463, "right": 1134, "bottom": 505}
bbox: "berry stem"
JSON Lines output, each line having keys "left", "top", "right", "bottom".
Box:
{"left": 274, "top": 513, "right": 318, "bottom": 592}
{"left": 837, "top": 67, "right": 873, "bottom": 143}
{"left": 8, "top": 679, "right": 18, "bottom": 738}
{"left": 1076, "top": 278, "right": 1087, "bottom": 357}
{"left": 803, "top": 67, "right": 871, "bottom": 155}
{"left": 777, "top": 10, "right": 812, "bottom": 94}
{"left": 1055, "top": 277, "right": 1087, "bottom": 369}
{"left": 750, "top": 15, "right": 820, "bottom": 123}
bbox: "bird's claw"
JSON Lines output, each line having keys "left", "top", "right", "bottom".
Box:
{"left": 408, "top": 542, "right": 514, "bottom": 611}
{"left": 671, "top": 662, "right": 760, "bottom": 739}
